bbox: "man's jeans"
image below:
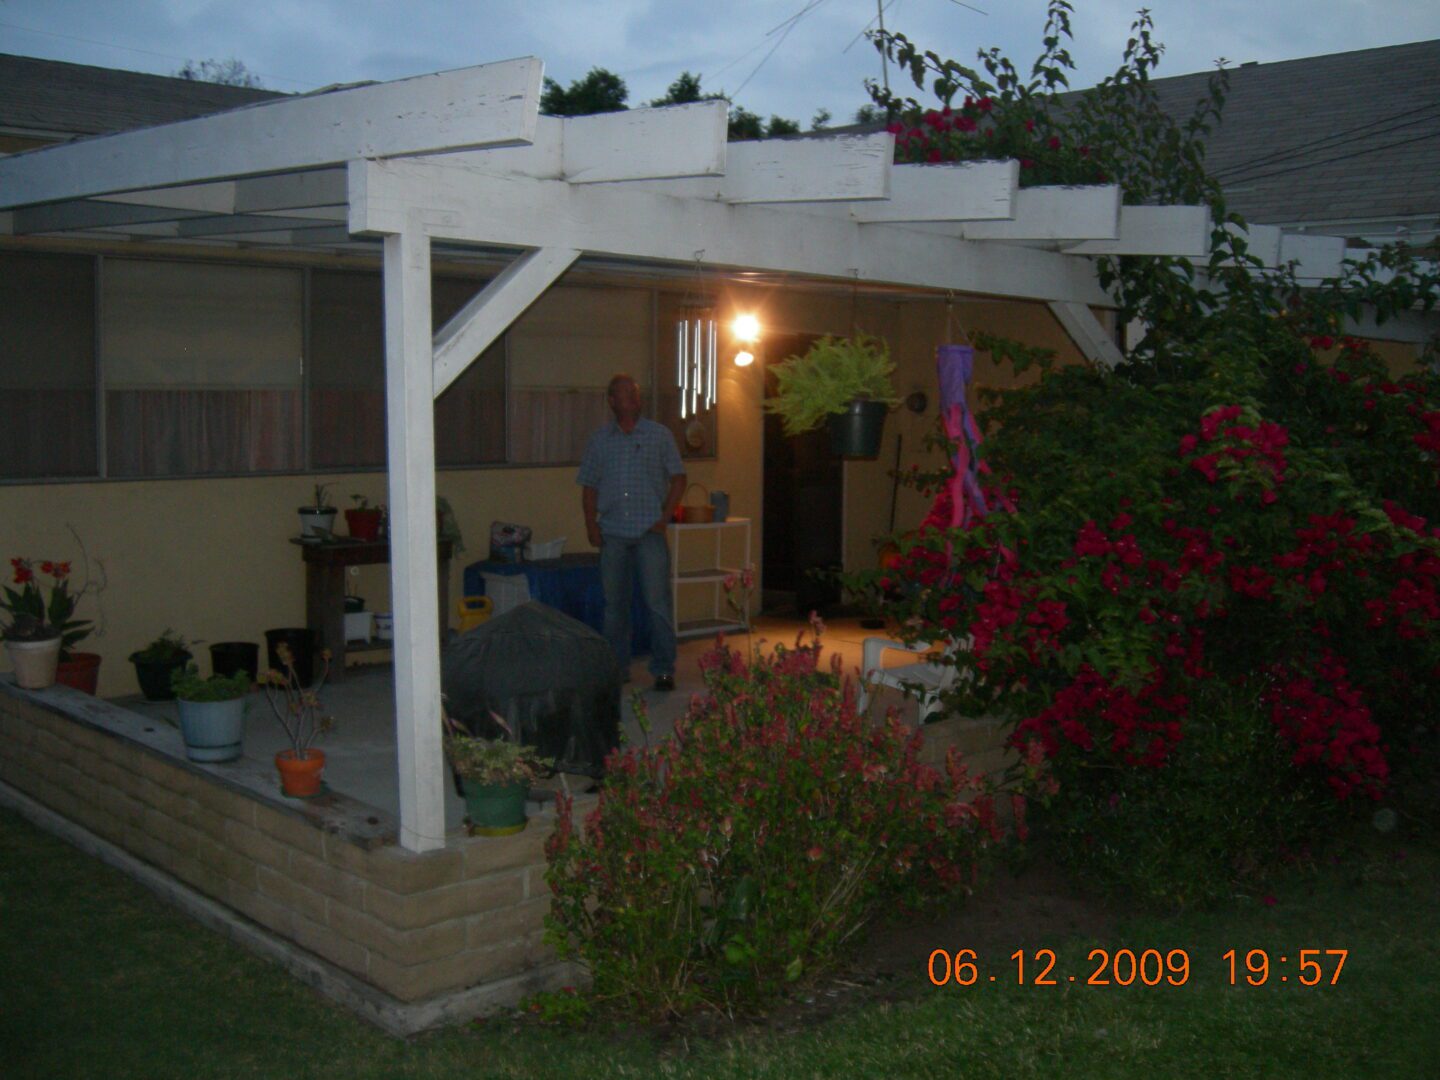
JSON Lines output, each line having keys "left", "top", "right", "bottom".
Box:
{"left": 599, "top": 530, "right": 677, "bottom": 678}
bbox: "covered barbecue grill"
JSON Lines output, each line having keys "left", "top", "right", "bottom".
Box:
{"left": 440, "top": 601, "right": 622, "bottom": 778}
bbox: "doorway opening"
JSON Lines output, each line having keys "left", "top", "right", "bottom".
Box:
{"left": 761, "top": 332, "right": 843, "bottom": 616}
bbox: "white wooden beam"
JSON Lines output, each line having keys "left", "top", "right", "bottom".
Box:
{"left": 432, "top": 102, "right": 729, "bottom": 184}
{"left": 1048, "top": 301, "right": 1125, "bottom": 369}
{"left": 1064, "top": 205, "right": 1212, "bottom": 257}
{"left": 1340, "top": 308, "right": 1438, "bottom": 344}
{"left": 1222, "top": 222, "right": 1282, "bottom": 267}
{"left": 96, "top": 181, "right": 237, "bottom": 214}
{"left": 233, "top": 169, "right": 349, "bottom": 213}
{"left": 721, "top": 134, "right": 892, "bottom": 203}
{"left": 791, "top": 160, "right": 1016, "bottom": 221}
{"left": 0, "top": 58, "right": 543, "bottom": 209}
{"left": 172, "top": 215, "right": 345, "bottom": 237}
{"left": 959, "top": 184, "right": 1120, "bottom": 240}
{"left": 1280, "top": 233, "right": 1346, "bottom": 280}
{"left": 433, "top": 246, "right": 579, "bottom": 396}
{"left": 383, "top": 225, "right": 447, "bottom": 854}
{"left": 563, "top": 102, "right": 727, "bottom": 183}
{"left": 11, "top": 200, "right": 210, "bottom": 234}
{"left": 350, "top": 158, "right": 1110, "bottom": 306}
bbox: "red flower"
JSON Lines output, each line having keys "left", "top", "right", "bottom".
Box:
{"left": 1047, "top": 135, "right": 1061, "bottom": 150}
{"left": 976, "top": 96, "right": 993, "bottom": 112}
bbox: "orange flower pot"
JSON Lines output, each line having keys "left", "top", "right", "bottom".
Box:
{"left": 275, "top": 748, "right": 326, "bottom": 798}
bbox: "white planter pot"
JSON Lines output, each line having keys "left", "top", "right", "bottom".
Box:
{"left": 5, "top": 637, "right": 63, "bottom": 689}
{"left": 298, "top": 507, "right": 338, "bottom": 539}
{"left": 176, "top": 696, "right": 247, "bottom": 763}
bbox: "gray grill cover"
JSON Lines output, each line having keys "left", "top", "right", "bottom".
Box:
{"left": 441, "top": 601, "right": 621, "bottom": 778}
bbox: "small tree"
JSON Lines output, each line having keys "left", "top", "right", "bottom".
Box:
{"left": 540, "top": 67, "right": 629, "bottom": 116}
{"left": 175, "top": 57, "right": 264, "bottom": 89}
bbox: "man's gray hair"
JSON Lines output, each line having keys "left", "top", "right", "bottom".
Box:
{"left": 607, "top": 373, "right": 640, "bottom": 396}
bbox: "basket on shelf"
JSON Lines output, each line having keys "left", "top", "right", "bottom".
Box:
{"left": 677, "top": 482, "right": 716, "bottom": 523}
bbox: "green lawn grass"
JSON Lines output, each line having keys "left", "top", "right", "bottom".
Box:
{"left": 2, "top": 805, "right": 1436, "bottom": 1079}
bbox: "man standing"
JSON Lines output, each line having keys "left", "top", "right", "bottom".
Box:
{"left": 577, "top": 374, "right": 687, "bottom": 690}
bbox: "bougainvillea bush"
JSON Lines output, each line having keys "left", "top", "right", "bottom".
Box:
{"left": 863, "top": 313, "right": 1440, "bottom": 907}
{"left": 543, "top": 623, "right": 1007, "bottom": 1017}
{"left": 841, "top": 0, "right": 1440, "bottom": 908}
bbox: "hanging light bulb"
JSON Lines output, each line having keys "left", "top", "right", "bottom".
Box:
{"left": 734, "top": 349, "right": 755, "bottom": 367}
{"left": 732, "top": 313, "right": 760, "bottom": 343}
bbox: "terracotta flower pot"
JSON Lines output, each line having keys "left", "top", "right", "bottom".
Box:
{"left": 275, "top": 748, "right": 326, "bottom": 798}
{"left": 344, "top": 507, "right": 383, "bottom": 542}
{"left": 55, "top": 651, "right": 102, "bottom": 695}
{"left": 5, "top": 637, "right": 62, "bottom": 689}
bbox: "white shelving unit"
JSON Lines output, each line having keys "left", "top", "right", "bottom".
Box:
{"left": 668, "top": 517, "right": 752, "bottom": 640}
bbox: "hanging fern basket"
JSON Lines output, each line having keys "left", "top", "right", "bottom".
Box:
{"left": 827, "top": 399, "right": 889, "bottom": 457}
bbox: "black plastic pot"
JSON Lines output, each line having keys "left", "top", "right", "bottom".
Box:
{"left": 210, "top": 641, "right": 260, "bottom": 681}
{"left": 264, "top": 627, "right": 316, "bottom": 686}
{"left": 130, "top": 652, "right": 192, "bottom": 701}
{"left": 827, "top": 399, "right": 888, "bottom": 458}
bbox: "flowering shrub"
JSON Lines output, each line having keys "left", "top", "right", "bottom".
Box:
{"left": 2, "top": 548, "right": 102, "bottom": 655}
{"left": 543, "top": 623, "right": 1007, "bottom": 1017}
{"left": 852, "top": 314, "right": 1440, "bottom": 905}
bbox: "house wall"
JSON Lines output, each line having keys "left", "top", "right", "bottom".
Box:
{"left": 2, "top": 238, "right": 1129, "bottom": 687}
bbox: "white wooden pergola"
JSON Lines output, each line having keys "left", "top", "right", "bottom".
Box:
{"left": 0, "top": 57, "right": 1384, "bottom": 851}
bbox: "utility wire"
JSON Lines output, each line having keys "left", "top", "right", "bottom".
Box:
{"left": 1213, "top": 102, "right": 1440, "bottom": 181}
{"left": 731, "top": 0, "right": 830, "bottom": 100}
{"left": 1220, "top": 127, "right": 1440, "bottom": 187}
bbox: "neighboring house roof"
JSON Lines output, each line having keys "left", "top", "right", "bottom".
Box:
{"left": 1145, "top": 39, "right": 1440, "bottom": 245}
{"left": 0, "top": 52, "right": 283, "bottom": 145}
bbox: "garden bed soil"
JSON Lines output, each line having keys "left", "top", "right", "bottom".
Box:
{"left": 493, "top": 855, "right": 1113, "bottom": 1044}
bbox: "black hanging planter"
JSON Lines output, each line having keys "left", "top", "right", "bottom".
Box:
{"left": 827, "top": 399, "right": 889, "bottom": 458}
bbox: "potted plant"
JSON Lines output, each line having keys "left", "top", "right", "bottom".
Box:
{"left": 443, "top": 711, "right": 551, "bottom": 836}
{"left": 764, "top": 333, "right": 900, "bottom": 457}
{"left": 3, "top": 554, "right": 101, "bottom": 691}
{"left": 259, "top": 642, "right": 333, "bottom": 797}
{"left": 129, "top": 629, "right": 194, "bottom": 701}
{"left": 344, "top": 495, "right": 384, "bottom": 542}
{"left": 171, "top": 665, "right": 250, "bottom": 763}
{"left": 298, "top": 482, "right": 337, "bottom": 540}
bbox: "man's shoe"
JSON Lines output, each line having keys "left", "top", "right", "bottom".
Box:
{"left": 653, "top": 674, "right": 675, "bottom": 692}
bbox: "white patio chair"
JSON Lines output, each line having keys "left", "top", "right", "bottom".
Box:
{"left": 857, "top": 636, "right": 970, "bottom": 724}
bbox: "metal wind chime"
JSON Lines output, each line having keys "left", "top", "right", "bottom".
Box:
{"left": 676, "top": 253, "right": 717, "bottom": 419}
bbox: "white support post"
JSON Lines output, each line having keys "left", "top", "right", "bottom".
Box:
{"left": 1048, "top": 301, "right": 1125, "bottom": 370}
{"left": 432, "top": 246, "right": 580, "bottom": 396}
{"left": 383, "top": 225, "right": 446, "bottom": 853}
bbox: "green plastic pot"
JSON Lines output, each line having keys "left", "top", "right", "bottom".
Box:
{"left": 462, "top": 779, "right": 529, "bottom": 836}
{"left": 827, "top": 399, "right": 888, "bottom": 457}
{"left": 130, "top": 652, "right": 192, "bottom": 701}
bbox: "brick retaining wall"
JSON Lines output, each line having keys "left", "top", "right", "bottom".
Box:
{"left": 0, "top": 680, "right": 593, "bottom": 1008}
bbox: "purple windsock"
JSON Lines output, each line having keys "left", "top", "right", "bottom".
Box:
{"left": 936, "top": 344, "right": 989, "bottom": 528}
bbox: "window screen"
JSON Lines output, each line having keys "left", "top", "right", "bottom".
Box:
{"left": 102, "top": 259, "right": 302, "bottom": 476}
{"left": 0, "top": 251, "right": 97, "bottom": 479}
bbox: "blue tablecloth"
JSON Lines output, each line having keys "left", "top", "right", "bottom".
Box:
{"left": 464, "top": 554, "right": 651, "bottom": 655}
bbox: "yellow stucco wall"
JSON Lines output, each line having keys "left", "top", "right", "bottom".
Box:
{"left": 1, "top": 288, "right": 1100, "bottom": 694}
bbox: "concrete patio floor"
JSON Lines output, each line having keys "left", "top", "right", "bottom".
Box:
{"left": 113, "top": 612, "right": 928, "bottom": 831}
